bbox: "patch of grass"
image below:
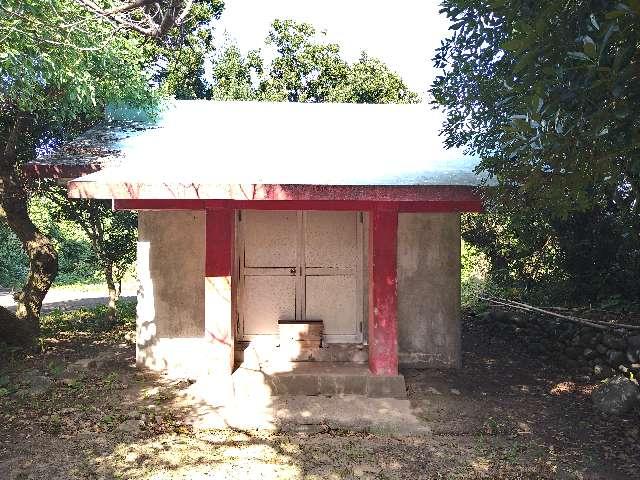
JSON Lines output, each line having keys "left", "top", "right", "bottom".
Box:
{"left": 104, "top": 371, "right": 119, "bottom": 384}
{"left": 47, "top": 361, "right": 65, "bottom": 377}
{"left": 41, "top": 414, "right": 63, "bottom": 435}
{"left": 40, "top": 300, "right": 136, "bottom": 337}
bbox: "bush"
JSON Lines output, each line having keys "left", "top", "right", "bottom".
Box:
{"left": 30, "top": 195, "right": 103, "bottom": 286}
{"left": 0, "top": 223, "right": 28, "bottom": 289}
{"left": 462, "top": 207, "right": 640, "bottom": 308}
{"left": 0, "top": 196, "right": 109, "bottom": 289}
{"left": 461, "top": 239, "right": 493, "bottom": 310}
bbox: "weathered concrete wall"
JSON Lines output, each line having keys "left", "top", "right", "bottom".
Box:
{"left": 137, "top": 211, "right": 231, "bottom": 377}
{"left": 397, "top": 213, "right": 461, "bottom": 368}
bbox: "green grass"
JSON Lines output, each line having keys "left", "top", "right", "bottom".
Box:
{"left": 40, "top": 300, "right": 136, "bottom": 337}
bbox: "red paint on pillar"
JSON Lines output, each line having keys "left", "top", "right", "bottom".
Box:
{"left": 368, "top": 207, "right": 399, "bottom": 376}
{"left": 205, "top": 208, "right": 233, "bottom": 277}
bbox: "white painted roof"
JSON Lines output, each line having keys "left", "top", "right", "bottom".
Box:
{"left": 54, "top": 100, "right": 486, "bottom": 187}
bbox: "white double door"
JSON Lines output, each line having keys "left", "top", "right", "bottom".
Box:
{"left": 238, "top": 210, "right": 364, "bottom": 343}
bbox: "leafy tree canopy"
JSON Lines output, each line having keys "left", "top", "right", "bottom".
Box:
{"left": 432, "top": 0, "right": 640, "bottom": 217}
{"left": 433, "top": 1, "right": 640, "bottom": 304}
{"left": 1, "top": 0, "right": 166, "bottom": 340}
{"left": 211, "top": 19, "right": 420, "bottom": 104}
{"left": 145, "top": 0, "right": 225, "bottom": 99}
{"left": 1, "top": 0, "right": 154, "bottom": 131}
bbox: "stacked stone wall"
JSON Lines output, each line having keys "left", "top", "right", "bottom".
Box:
{"left": 478, "top": 309, "right": 640, "bottom": 379}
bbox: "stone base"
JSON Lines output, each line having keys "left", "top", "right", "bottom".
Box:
{"left": 137, "top": 337, "right": 233, "bottom": 378}
{"left": 236, "top": 340, "right": 368, "bottom": 364}
{"left": 233, "top": 361, "right": 406, "bottom": 399}
{"left": 399, "top": 351, "right": 461, "bottom": 369}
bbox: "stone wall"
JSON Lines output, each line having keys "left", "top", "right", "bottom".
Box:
{"left": 479, "top": 309, "right": 640, "bottom": 379}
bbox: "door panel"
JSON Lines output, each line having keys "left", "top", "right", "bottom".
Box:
{"left": 306, "top": 276, "right": 358, "bottom": 339}
{"left": 304, "top": 211, "right": 358, "bottom": 268}
{"left": 243, "top": 210, "right": 297, "bottom": 267}
{"left": 243, "top": 275, "right": 296, "bottom": 335}
{"left": 241, "top": 210, "right": 298, "bottom": 338}
{"left": 239, "top": 210, "right": 363, "bottom": 342}
{"left": 303, "top": 211, "right": 362, "bottom": 341}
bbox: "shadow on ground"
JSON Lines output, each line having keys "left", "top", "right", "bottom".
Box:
{"left": 0, "top": 313, "right": 638, "bottom": 479}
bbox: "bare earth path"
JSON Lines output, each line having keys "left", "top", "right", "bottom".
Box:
{"left": 0, "top": 283, "right": 137, "bottom": 313}
{"left": 0, "top": 312, "right": 638, "bottom": 479}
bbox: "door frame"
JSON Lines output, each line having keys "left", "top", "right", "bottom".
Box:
{"left": 234, "top": 209, "right": 366, "bottom": 344}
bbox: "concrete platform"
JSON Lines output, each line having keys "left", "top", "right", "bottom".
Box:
{"left": 233, "top": 361, "right": 406, "bottom": 398}
{"left": 175, "top": 381, "right": 427, "bottom": 434}
{"left": 166, "top": 361, "right": 418, "bottom": 433}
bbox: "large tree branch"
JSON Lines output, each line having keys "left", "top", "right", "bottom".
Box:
{"left": 74, "top": 0, "right": 194, "bottom": 39}
{"left": 104, "top": 0, "right": 156, "bottom": 15}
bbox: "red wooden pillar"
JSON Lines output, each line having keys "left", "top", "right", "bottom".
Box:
{"left": 204, "top": 208, "right": 235, "bottom": 374}
{"left": 368, "top": 205, "right": 399, "bottom": 376}
{"left": 205, "top": 208, "right": 233, "bottom": 277}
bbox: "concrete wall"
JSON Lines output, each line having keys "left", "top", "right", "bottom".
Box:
{"left": 397, "top": 213, "right": 461, "bottom": 368}
{"left": 137, "top": 210, "right": 231, "bottom": 377}
{"left": 135, "top": 209, "right": 460, "bottom": 376}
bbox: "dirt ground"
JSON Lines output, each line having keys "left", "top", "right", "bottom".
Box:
{"left": 1, "top": 313, "right": 639, "bottom": 479}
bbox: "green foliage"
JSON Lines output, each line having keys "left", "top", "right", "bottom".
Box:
{"left": 146, "top": 0, "right": 225, "bottom": 99}
{"left": 0, "top": 0, "right": 157, "bottom": 299}
{"left": 28, "top": 195, "right": 102, "bottom": 286}
{"left": 462, "top": 213, "right": 566, "bottom": 303}
{"left": 0, "top": 196, "right": 110, "bottom": 288}
{"left": 0, "top": 223, "right": 28, "bottom": 287}
{"left": 434, "top": 1, "right": 640, "bottom": 305}
{"left": 43, "top": 184, "right": 137, "bottom": 289}
{"left": 259, "top": 19, "right": 352, "bottom": 102}
{"left": 1, "top": 0, "right": 155, "bottom": 126}
{"left": 432, "top": 0, "right": 640, "bottom": 215}
{"left": 347, "top": 53, "right": 420, "bottom": 104}
{"left": 40, "top": 300, "right": 136, "bottom": 336}
{"left": 210, "top": 45, "right": 263, "bottom": 100}
{"left": 211, "top": 19, "right": 420, "bottom": 104}
{"left": 461, "top": 238, "right": 493, "bottom": 309}
{"left": 0, "top": 191, "right": 140, "bottom": 289}
{"left": 462, "top": 205, "right": 640, "bottom": 304}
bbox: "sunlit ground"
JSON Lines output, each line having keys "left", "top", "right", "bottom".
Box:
{"left": 1, "top": 311, "right": 638, "bottom": 479}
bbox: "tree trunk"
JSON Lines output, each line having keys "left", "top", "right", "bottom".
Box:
{"left": 0, "top": 113, "right": 58, "bottom": 345}
{"left": 0, "top": 189, "right": 58, "bottom": 340}
{"left": 104, "top": 263, "right": 119, "bottom": 323}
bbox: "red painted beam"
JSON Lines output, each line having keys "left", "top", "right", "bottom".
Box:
{"left": 368, "top": 206, "right": 399, "bottom": 376}
{"left": 114, "top": 198, "right": 483, "bottom": 213}
{"left": 71, "top": 180, "right": 485, "bottom": 207}
{"left": 205, "top": 209, "right": 233, "bottom": 277}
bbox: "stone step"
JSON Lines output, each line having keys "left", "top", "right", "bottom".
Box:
{"left": 232, "top": 361, "right": 406, "bottom": 398}
{"left": 236, "top": 340, "right": 368, "bottom": 364}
